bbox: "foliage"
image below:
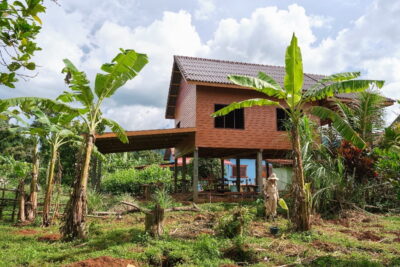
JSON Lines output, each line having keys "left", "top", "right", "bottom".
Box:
{"left": 151, "top": 187, "right": 173, "bottom": 209}
{"left": 215, "top": 207, "right": 253, "bottom": 238}
{"left": 211, "top": 33, "right": 383, "bottom": 231}
{"left": 338, "top": 140, "right": 377, "bottom": 183}
{"left": 104, "top": 151, "right": 165, "bottom": 173}
{"left": 0, "top": 0, "right": 45, "bottom": 88}
{"left": 0, "top": 155, "right": 30, "bottom": 181}
{"left": 102, "top": 164, "right": 173, "bottom": 195}
{"left": 87, "top": 190, "right": 105, "bottom": 213}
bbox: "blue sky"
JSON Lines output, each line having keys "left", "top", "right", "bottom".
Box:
{"left": 1, "top": 0, "right": 399, "bottom": 129}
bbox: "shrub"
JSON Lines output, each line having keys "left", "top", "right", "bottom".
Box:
{"left": 193, "top": 234, "right": 220, "bottom": 259}
{"left": 87, "top": 190, "right": 105, "bottom": 213}
{"left": 215, "top": 207, "right": 253, "bottom": 238}
{"left": 102, "top": 164, "right": 173, "bottom": 195}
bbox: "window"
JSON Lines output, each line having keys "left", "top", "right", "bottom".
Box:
{"left": 214, "top": 104, "right": 244, "bottom": 129}
{"left": 231, "top": 165, "right": 248, "bottom": 178}
{"left": 277, "top": 108, "right": 290, "bottom": 131}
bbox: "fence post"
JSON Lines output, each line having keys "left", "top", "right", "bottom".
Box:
{"left": 11, "top": 189, "right": 19, "bottom": 222}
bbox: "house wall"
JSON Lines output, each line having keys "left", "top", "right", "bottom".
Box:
{"left": 195, "top": 85, "right": 292, "bottom": 150}
{"left": 174, "top": 78, "right": 196, "bottom": 128}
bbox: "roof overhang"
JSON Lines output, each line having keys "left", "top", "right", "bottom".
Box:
{"left": 95, "top": 127, "right": 196, "bottom": 154}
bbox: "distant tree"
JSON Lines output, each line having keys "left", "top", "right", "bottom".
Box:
{"left": 0, "top": 0, "right": 45, "bottom": 88}
{"left": 212, "top": 34, "right": 384, "bottom": 231}
{"left": 58, "top": 49, "right": 148, "bottom": 240}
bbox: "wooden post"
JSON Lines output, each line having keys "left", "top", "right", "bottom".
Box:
{"left": 236, "top": 158, "right": 241, "bottom": 192}
{"left": 220, "top": 159, "right": 225, "bottom": 190}
{"left": 174, "top": 158, "right": 178, "bottom": 193}
{"left": 256, "top": 150, "right": 263, "bottom": 194}
{"left": 193, "top": 148, "right": 199, "bottom": 202}
{"left": 11, "top": 189, "right": 19, "bottom": 222}
{"left": 0, "top": 187, "right": 5, "bottom": 219}
{"left": 182, "top": 156, "right": 187, "bottom": 192}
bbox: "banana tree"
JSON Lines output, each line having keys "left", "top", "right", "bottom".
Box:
{"left": 30, "top": 110, "right": 79, "bottom": 227}
{"left": 1, "top": 99, "right": 78, "bottom": 222}
{"left": 212, "top": 34, "right": 384, "bottom": 231}
{"left": 58, "top": 49, "right": 148, "bottom": 240}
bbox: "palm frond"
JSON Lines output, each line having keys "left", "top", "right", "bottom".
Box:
{"left": 311, "top": 106, "right": 366, "bottom": 149}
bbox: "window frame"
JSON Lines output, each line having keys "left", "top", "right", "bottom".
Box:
{"left": 276, "top": 108, "right": 290, "bottom": 131}
{"left": 214, "top": 104, "right": 245, "bottom": 130}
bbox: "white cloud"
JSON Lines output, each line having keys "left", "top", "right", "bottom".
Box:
{"left": 103, "top": 105, "right": 173, "bottom": 130}
{"left": 206, "top": 4, "right": 320, "bottom": 65}
{"left": 194, "top": 0, "right": 216, "bottom": 20}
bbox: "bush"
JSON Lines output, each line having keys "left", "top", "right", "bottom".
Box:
{"left": 87, "top": 190, "right": 105, "bottom": 213}
{"left": 215, "top": 207, "right": 253, "bottom": 238}
{"left": 102, "top": 164, "right": 173, "bottom": 195}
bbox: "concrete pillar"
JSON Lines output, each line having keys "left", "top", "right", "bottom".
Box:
{"left": 236, "top": 158, "right": 241, "bottom": 192}
{"left": 182, "top": 156, "right": 187, "bottom": 192}
{"left": 256, "top": 150, "right": 263, "bottom": 194}
{"left": 193, "top": 148, "right": 199, "bottom": 202}
{"left": 174, "top": 158, "right": 178, "bottom": 193}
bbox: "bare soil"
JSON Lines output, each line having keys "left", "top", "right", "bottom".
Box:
{"left": 65, "top": 256, "right": 140, "bottom": 267}
{"left": 14, "top": 229, "right": 38, "bottom": 235}
{"left": 38, "top": 233, "right": 61, "bottom": 242}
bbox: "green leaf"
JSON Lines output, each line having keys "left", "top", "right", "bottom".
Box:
{"left": 62, "top": 59, "right": 94, "bottom": 108}
{"left": 211, "top": 98, "right": 279, "bottom": 117}
{"left": 306, "top": 79, "right": 385, "bottom": 101}
{"left": 257, "top": 71, "right": 283, "bottom": 91}
{"left": 101, "top": 117, "right": 128, "bottom": 144}
{"left": 278, "top": 198, "right": 288, "bottom": 211}
{"left": 284, "top": 33, "right": 303, "bottom": 107}
{"left": 308, "top": 72, "right": 361, "bottom": 92}
{"left": 0, "top": 97, "right": 79, "bottom": 117}
{"left": 311, "top": 106, "right": 366, "bottom": 149}
{"left": 32, "top": 15, "right": 42, "bottom": 25}
{"left": 95, "top": 49, "right": 148, "bottom": 99}
{"left": 227, "top": 75, "right": 285, "bottom": 98}
{"left": 25, "top": 62, "right": 35, "bottom": 70}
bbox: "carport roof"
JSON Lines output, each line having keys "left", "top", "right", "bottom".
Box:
{"left": 95, "top": 127, "right": 196, "bottom": 154}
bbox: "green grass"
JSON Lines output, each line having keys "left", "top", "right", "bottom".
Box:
{"left": 0, "top": 202, "right": 399, "bottom": 267}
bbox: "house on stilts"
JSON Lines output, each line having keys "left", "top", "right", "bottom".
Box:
{"left": 94, "top": 56, "right": 394, "bottom": 202}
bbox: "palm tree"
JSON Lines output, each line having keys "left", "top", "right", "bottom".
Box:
{"left": 212, "top": 34, "right": 384, "bottom": 231}
{"left": 58, "top": 49, "right": 148, "bottom": 240}
{"left": 314, "top": 91, "right": 385, "bottom": 148}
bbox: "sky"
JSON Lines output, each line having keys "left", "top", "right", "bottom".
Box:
{"left": 1, "top": 0, "right": 399, "bottom": 130}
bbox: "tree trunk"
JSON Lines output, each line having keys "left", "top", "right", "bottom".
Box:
{"left": 52, "top": 154, "right": 63, "bottom": 220}
{"left": 61, "top": 134, "right": 94, "bottom": 241}
{"left": 145, "top": 204, "right": 165, "bottom": 237}
{"left": 27, "top": 142, "right": 39, "bottom": 221}
{"left": 17, "top": 180, "right": 26, "bottom": 223}
{"left": 291, "top": 124, "right": 311, "bottom": 231}
{"left": 42, "top": 146, "right": 58, "bottom": 227}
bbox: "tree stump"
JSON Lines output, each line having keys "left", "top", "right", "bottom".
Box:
{"left": 144, "top": 204, "right": 165, "bottom": 237}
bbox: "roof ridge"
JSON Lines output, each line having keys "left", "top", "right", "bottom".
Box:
{"left": 174, "top": 55, "right": 285, "bottom": 70}
{"left": 173, "top": 55, "right": 326, "bottom": 77}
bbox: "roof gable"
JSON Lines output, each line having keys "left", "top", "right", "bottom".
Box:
{"left": 165, "top": 55, "right": 325, "bottom": 119}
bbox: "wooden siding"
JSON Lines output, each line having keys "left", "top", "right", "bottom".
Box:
{"left": 195, "top": 85, "right": 292, "bottom": 150}
{"left": 175, "top": 78, "right": 196, "bottom": 128}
